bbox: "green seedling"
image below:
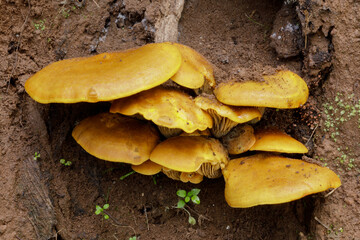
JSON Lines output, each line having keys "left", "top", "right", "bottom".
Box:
{"left": 95, "top": 203, "right": 109, "bottom": 220}
{"left": 129, "top": 237, "right": 137, "bottom": 240}
{"left": 176, "top": 189, "right": 201, "bottom": 225}
{"left": 60, "top": 158, "right": 72, "bottom": 166}
{"left": 60, "top": 8, "right": 71, "bottom": 18}
{"left": 120, "top": 170, "right": 135, "bottom": 180}
{"left": 33, "top": 152, "right": 41, "bottom": 161}
{"left": 33, "top": 20, "right": 46, "bottom": 31}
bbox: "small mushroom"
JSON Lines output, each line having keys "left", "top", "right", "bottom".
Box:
{"left": 150, "top": 136, "right": 229, "bottom": 179}
{"left": 170, "top": 43, "right": 215, "bottom": 89}
{"left": 25, "top": 43, "right": 182, "bottom": 103}
{"left": 195, "top": 94, "right": 262, "bottom": 138}
{"left": 131, "top": 160, "right": 162, "bottom": 175}
{"left": 72, "top": 113, "right": 160, "bottom": 165}
{"left": 110, "top": 86, "right": 213, "bottom": 136}
{"left": 180, "top": 172, "right": 204, "bottom": 184}
{"left": 249, "top": 128, "right": 308, "bottom": 154}
{"left": 222, "top": 153, "right": 341, "bottom": 208}
{"left": 221, "top": 124, "right": 256, "bottom": 154}
{"left": 214, "top": 70, "right": 309, "bottom": 108}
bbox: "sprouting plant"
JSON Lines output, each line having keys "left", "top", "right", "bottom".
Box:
{"left": 33, "top": 152, "right": 41, "bottom": 160}
{"left": 176, "top": 189, "right": 200, "bottom": 225}
{"left": 60, "top": 158, "right": 72, "bottom": 166}
{"left": 129, "top": 236, "right": 137, "bottom": 240}
{"left": 120, "top": 170, "right": 136, "bottom": 180}
{"left": 33, "top": 20, "right": 46, "bottom": 31}
{"left": 95, "top": 203, "right": 109, "bottom": 220}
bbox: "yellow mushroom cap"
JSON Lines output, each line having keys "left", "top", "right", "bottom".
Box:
{"left": 170, "top": 43, "right": 215, "bottom": 88}
{"left": 223, "top": 153, "right": 341, "bottom": 208}
{"left": 195, "top": 94, "right": 261, "bottom": 138}
{"left": 214, "top": 70, "right": 309, "bottom": 108}
{"left": 180, "top": 172, "right": 204, "bottom": 184}
{"left": 72, "top": 113, "right": 160, "bottom": 165}
{"left": 131, "top": 160, "right": 162, "bottom": 175}
{"left": 110, "top": 86, "right": 213, "bottom": 133}
{"left": 25, "top": 43, "right": 182, "bottom": 103}
{"left": 249, "top": 128, "right": 308, "bottom": 154}
{"left": 194, "top": 95, "right": 262, "bottom": 123}
{"left": 150, "top": 136, "right": 228, "bottom": 173}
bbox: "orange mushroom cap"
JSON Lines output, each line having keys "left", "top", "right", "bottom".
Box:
{"left": 110, "top": 86, "right": 213, "bottom": 133}
{"left": 222, "top": 153, "right": 341, "bottom": 208}
{"left": 170, "top": 43, "right": 215, "bottom": 88}
{"left": 249, "top": 128, "right": 308, "bottom": 154}
{"left": 150, "top": 136, "right": 228, "bottom": 176}
{"left": 180, "top": 172, "right": 204, "bottom": 184}
{"left": 214, "top": 70, "right": 309, "bottom": 108}
{"left": 25, "top": 43, "right": 182, "bottom": 103}
{"left": 72, "top": 113, "right": 160, "bottom": 165}
{"left": 131, "top": 160, "right": 162, "bottom": 175}
{"left": 195, "top": 94, "right": 262, "bottom": 137}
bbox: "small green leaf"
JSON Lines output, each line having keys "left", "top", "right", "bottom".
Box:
{"left": 191, "top": 195, "right": 200, "bottom": 204}
{"left": 104, "top": 214, "right": 109, "bottom": 220}
{"left": 185, "top": 196, "right": 190, "bottom": 203}
{"left": 188, "top": 216, "right": 196, "bottom": 225}
{"left": 190, "top": 188, "right": 200, "bottom": 196}
{"left": 60, "top": 159, "right": 65, "bottom": 164}
{"left": 177, "top": 199, "right": 185, "bottom": 208}
{"left": 103, "top": 204, "right": 109, "bottom": 209}
{"left": 177, "top": 190, "right": 186, "bottom": 198}
{"left": 95, "top": 205, "right": 102, "bottom": 211}
{"left": 95, "top": 209, "right": 101, "bottom": 215}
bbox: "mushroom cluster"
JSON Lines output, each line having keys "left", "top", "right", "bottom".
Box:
{"left": 25, "top": 42, "right": 341, "bottom": 208}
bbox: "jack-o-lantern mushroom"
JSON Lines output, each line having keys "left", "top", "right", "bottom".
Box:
{"left": 170, "top": 43, "right": 215, "bottom": 90}
{"left": 249, "top": 128, "right": 308, "bottom": 154}
{"left": 214, "top": 70, "right": 309, "bottom": 109}
{"left": 222, "top": 153, "right": 341, "bottom": 208}
{"left": 72, "top": 113, "right": 160, "bottom": 165}
{"left": 150, "top": 136, "right": 229, "bottom": 181}
{"left": 110, "top": 86, "right": 213, "bottom": 138}
{"left": 25, "top": 43, "right": 182, "bottom": 103}
{"left": 221, "top": 124, "right": 256, "bottom": 155}
{"left": 195, "top": 94, "right": 262, "bottom": 138}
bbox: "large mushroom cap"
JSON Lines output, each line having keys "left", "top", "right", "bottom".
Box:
{"left": 223, "top": 153, "right": 341, "bottom": 208}
{"left": 72, "top": 113, "right": 160, "bottom": 165}
{"left": 249, "top": 128, "right": 308, "bottom": 153}
{"left": 110, "top": 86, "right": 213, "bottom": 133}
{"left": 214, "top": 70, "right": 309, "bottom": 108}
{"left": 150, "top": 136, "right": 228, "bottom": 178}
{"left": 195, "top": 94, "right": 262, "bottom": 137}
{"left": 170, "top": 43, "right": 215, "bottom": 89}
{"left": 25, "top": 43, "right": 182, "bottom": 103}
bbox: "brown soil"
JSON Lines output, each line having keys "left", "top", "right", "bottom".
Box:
{"left": 1, "top": 0, "right": 359, "bottom": 239}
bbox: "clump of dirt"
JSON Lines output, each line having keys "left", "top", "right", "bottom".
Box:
{"left": 1, "top": 0, "right": 360, "bottom": 239}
